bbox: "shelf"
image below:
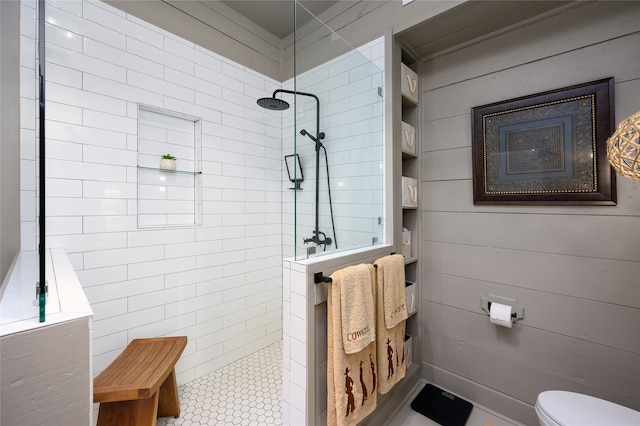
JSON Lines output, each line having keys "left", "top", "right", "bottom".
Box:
{"left": 138, "top": 166, "right": 202, "bottom": 175}
{"left": 397, "top": 44, "right": 421, "bottom": 411}
{"left": 402, "top": 94, "right": 418, "bottom": 108}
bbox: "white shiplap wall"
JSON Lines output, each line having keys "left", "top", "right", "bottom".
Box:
{"left": 40, "top": 0, "right": 283, "bottom": 383}
{"left": 419, "top": 2, "right": 640, "bottom": 425}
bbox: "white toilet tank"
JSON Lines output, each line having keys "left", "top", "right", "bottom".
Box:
{"left": 536, "top": 391, "right": 640, "bottom": 426}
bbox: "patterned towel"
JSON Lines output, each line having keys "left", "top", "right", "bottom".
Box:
{"left": 374, "top": 255, "right": 407, "bottom": 394}
{"left": 327, "top": 264, "right": 377, "bottom": 426}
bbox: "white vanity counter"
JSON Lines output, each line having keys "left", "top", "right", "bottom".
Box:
{"left": 0, "top": 248, "right": 93, "bottom": 426}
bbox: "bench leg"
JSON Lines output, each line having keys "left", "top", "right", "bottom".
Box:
{"left": 96, "top": 391, "right": 159, "bottom": 426}
{"left": 157, "top": 368, "right": 181, "bottom": 418}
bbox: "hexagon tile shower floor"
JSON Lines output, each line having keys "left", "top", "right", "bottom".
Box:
{"left": 157, "top": 340, "right": 283, "bottom": 426}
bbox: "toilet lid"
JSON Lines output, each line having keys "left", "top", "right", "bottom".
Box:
{"left": 537, "top": 391, "right": 640, "bottom": 426}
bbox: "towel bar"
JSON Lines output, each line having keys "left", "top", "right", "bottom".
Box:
{"left": 314, "top": 272, "right": 332, "bottom": 283}
{"left": 314, "top": 253, "right": 396, "bottom": 284}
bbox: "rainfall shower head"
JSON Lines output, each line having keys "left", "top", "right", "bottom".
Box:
{"left": 257, "top": 97, "right": 290, "bottom": 111}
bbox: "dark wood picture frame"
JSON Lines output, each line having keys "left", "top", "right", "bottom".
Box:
{"left": 471, "top": 78, "right": 616, "bottom": 205}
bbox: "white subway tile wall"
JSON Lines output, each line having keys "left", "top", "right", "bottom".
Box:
{"left": 20, "top": 1, "right": 38, "bottom": 251}
{"left": 36, "top": 0, "right": 283, "bottom": 383}
{"left": 20, "top": 0, "right": 385, "bottom": 399}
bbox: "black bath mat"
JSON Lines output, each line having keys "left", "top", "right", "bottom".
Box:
{"left": 410, "top": 383, "right": 473, "bottom": 426}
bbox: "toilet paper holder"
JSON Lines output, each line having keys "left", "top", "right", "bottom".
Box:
{"left": 481, "top": 295, "right": 524, "bottom": 321}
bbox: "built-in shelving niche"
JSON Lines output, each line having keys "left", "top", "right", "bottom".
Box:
{"left": 399, "top": 45, "right": 420, "bottom": 376}
{"left": 137, "top": 104, "right": 203, "bottom": 228}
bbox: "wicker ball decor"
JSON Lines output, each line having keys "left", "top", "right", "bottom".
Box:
{"left": 607, "top": 110, "right": 640, "bottom": 181}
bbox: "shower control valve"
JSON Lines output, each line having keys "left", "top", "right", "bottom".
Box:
{"left": 303, "top": 231, "right": 332, "bottom": 249}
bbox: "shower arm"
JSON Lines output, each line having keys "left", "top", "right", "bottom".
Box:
{"left": 272, "top": 89, "right": 321, "bottom": 146}
{"left": 273, "top": 89, "right": 329, "bottom": 248}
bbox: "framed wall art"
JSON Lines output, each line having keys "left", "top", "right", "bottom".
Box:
{"left": 471, "top": 78, "right": 616, "bottom": 205}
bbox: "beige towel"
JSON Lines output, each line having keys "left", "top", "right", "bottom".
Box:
{"left": 328, "top": 264, "right": 377, "bottom": 426}
{"left": 340, "top": 263, "right": 376, "bottom": 354}
{"left": 374, "top": 255, "right": 407, "bottom": 394}
{"left": 377, "top": 254, "right": 408, "bottom": 328}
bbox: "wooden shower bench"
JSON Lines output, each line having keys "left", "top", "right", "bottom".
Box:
{"left": 93, "top": 336, "right": 187, "bottom": 426}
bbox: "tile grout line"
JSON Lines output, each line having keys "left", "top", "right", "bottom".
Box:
{"left": 158, "top": 340, "right": 283, "bottom": 426}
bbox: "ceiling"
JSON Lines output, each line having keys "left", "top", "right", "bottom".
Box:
{"left": 396, "top": 0, "right": 572, "bottom": 59}
{"left": 105, "top": 0, "right": 577, "bottom": 81}
{"left": 197, "top": 0, "right": 574, "bottom": 56}
{"left": 219, "top": 0, "right": 339, "bottom": 39}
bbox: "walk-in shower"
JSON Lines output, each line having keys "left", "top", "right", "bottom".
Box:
{"left": 257, "top": 89, "right": 338, "bottom": 251}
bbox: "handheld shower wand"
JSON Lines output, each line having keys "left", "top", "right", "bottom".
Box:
{"left": 300, "top": 129, "right": 325, "bottom": 145}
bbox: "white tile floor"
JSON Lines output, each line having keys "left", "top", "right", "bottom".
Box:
{"left": 157, "top": 341, "right": 283, "bottom": 426}
{"left": 154, "top": 339, "right": 523, "bottom": 426}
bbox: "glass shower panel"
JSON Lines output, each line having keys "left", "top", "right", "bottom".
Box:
{"left": 291, "top": 2, "right": 384, "bottom": 260}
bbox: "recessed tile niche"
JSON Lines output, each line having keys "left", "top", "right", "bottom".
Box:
{"left": 137, "top": 104, "right": 202, "bottom": 228}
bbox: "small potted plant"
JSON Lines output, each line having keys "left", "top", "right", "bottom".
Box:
{"left": 160, "top": 154, "right": 177, "bottom": 170}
